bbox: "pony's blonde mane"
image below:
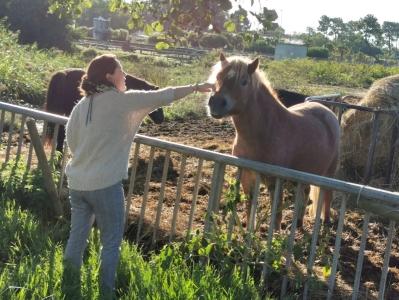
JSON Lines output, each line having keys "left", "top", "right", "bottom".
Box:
{"left": 208, "top": 56, "right": 278, "bottom": 100}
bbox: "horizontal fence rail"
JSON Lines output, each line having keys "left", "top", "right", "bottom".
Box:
{"left": 1, "top": 100, "right": 399, "bottom": 299}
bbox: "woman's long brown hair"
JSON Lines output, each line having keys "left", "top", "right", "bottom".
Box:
{"left": 80, "top": 54, "right": 119, "bottom": 96}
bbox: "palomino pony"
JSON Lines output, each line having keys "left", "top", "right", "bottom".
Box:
{"left": 44, "top": 68, "right": 164, "bottom": 152}
{"left": 207, "top": 54, "right": 340, "bottom": 228}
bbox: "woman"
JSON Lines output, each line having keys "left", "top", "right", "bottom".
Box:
{"left": 63, "top": 53, "right": 213, "bottom": 298}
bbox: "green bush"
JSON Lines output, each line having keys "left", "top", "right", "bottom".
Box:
{"left": 307, "top": 47, "right": 329, "bottom": 59}
{"left": 187, "top": 32, "right": 199, "bottom": 47}
{"left": 245, "top": 39, "right": 274, "bottom": 54}
{"left": 81, "top": 48, "right": 98, "bottom": 60}
{"left": 71, "top": 26, "right": 92, "bottom": 39}
{"left": 111, "top": 28, "right": 129, "bottom": 41}
{"left": 222, "top": 32, "right": 245, "bottom": 50}
{"left": 199, "top": 33, "right": 229, "bottom": 49}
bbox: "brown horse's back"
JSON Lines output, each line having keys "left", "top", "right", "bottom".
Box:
{"left": 45, "top": 68, "right": 85, "bottom": 116}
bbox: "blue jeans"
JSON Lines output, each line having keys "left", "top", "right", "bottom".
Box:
{"left": 64, "top": 182, "right": 125, "bottom": 296}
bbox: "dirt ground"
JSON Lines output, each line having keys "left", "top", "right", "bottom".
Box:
{"left": 127, "top": 117, "right": 399, "bottom": 299}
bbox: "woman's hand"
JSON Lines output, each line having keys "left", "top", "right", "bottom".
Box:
{"left": 195, "top": 82, "right": 215, "bottom": 93}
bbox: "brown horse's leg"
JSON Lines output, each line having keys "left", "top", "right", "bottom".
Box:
{"left": 322, "top": 189, "right": 332, "bottom": 224}
{"left": 240, "top": 169, "right": 256, "bottom": 227}
{"left": 297, "top": 184, "right": 310, "bottom": 228}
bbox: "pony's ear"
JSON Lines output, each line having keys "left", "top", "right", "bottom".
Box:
{"left": 220, "top": 52, "right": 229, "bottom": 68}
{"left": 220, "top": 52, "right": 227, "bottom": 62}
{"left": 248, "top": 58, "right": 259, "bottom": 75}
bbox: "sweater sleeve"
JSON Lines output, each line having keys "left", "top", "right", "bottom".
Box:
{"left": 120, "top": 87, "right": 175, "bottom": 112}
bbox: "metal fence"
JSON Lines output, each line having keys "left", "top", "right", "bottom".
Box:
{"left": 1, "top": 100, "right": 399, "bottom": 299}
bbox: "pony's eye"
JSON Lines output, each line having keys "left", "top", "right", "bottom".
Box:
{"left": 240, "top": 79, "right": 248, "bottom": 86}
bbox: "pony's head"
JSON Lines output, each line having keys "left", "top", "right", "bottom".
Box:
{"left": 207, "top": 53, "right": 272, "bottom": 119}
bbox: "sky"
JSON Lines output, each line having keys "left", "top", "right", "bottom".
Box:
{"left": 232, "top": 0, "right": 399, "bottom": 34}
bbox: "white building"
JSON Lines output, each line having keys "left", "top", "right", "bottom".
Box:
{"left": 93, "top": 16, "right": 110, "bottom": 40}
{"left": 274, "top": 40, "right": 307, "bottom": 60}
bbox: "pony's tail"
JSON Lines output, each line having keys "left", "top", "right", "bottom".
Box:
{"left": 44, "top": 71, "right": 67, "bottom": 147}
{"left": 309, "top": 185, "right": 323, "bottom": 220}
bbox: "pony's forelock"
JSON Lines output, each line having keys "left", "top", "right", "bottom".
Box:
{"left": 209, "top": 56, "right": 276, "bottom": 95}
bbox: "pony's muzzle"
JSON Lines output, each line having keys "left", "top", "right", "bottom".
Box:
{"left": 208, "top": 94, "right": 227, "bottom": 119}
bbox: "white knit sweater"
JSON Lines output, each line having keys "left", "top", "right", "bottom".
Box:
{"left": 65, "top": 87, "right": 175, "bottom": 191}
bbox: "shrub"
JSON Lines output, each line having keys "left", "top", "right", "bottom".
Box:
{"left": 199, "top": 33, "right": 229, "bottom": 49}
{"left": 71, "top": 26, "right": 92, "bottom": 39}
{"left": 222, "top": 32, "right": 245, "bottom": 50}
{"left": 81, "top": 48, "right": 98, "bottom": 60}
{"left": 245, "top": 39, "right": 274, "bottom": 54}
{"left": 307, "top": 47, "right": 329, "bottom": 59}
{"left": 187, "top": 32, "right": 199, "bottom": 47}
{"left": 111, "top": 28, "right": 129, "bottom": 41}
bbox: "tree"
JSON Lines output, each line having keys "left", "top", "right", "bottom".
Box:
{"left": 250, "top": 7, "right": 278, "bottom": 33}
{"left": 50, "top": 0, "right": 235, "bottom": 47}
{"left": 299, "top": 27, "right": 330, "bottom": 48}
{"left": 317, "top": 15, "right": 345, "bottom": 41}
{"left": 382, "top": 21, "right": 399, "bottom": 53}
{"left": 75, "top": 0, "right": 134, "bottom": 31}
{"left": 229, "top": 5, "right": 250, "bottom": 32}
{"left": 1, "top": 0, "right": 74, "bottom": 50}
{"left": 357, "top": 14, "right": 382, "bottom": 46}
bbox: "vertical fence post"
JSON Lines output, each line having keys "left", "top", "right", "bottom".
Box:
{"left": 16, "top": 115, "right": 27, "bottom": 160}
{"left": 377, "top": 220, "right": 396, "bottom": 300}
{"left": 152, "top": 150, "right": 171, "bottom": 245}
{"left": 136, "top": 146, "right": 155, "bottom": 243}
{"left": 5, "top": 112, "right": 15, "bottom": 163}
{"left": 124, "top": 142, "right": 141, "bottom": 227}
{"left": 26, "top": 119, "right": 63, "bottom": 218}
{"left": 363, "top": 111, "right": 380, "bottom": 184}
{"left": 170, "top": 155, "right": 187, "bottom": 241}
{"left": 303, "top": 188, "right": 325, "bottom": 299}
{"left": 352, "top": 212, "right": 371, "bottom": 300}
{"left": 204, "top": 162, "right": 225, "bottom": 234}
{"left": 187, "top": 158, "right": 204, "bottom": 237}
{"left": 385, "top": 118, "right": 398, "bottom": 186}
{"left": 327, "top": 195, "right": 348, "bottom": 300}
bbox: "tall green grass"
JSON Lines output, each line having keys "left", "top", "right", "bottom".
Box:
{"left": 0, "top": 199, "right": 263, "bottom": 299}
{"left": 0, "top": 160, "right": 263, "bottom": 299}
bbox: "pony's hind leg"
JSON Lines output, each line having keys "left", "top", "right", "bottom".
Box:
{"left": 297, "top": 184, "right": 310, "bottom": 228}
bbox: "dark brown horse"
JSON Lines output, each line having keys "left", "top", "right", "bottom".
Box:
{"left": 44, "top": 68, "right": 164, "bottom": 152}
{"left": 208, "top": 54, "right": 340, "bottom": 228}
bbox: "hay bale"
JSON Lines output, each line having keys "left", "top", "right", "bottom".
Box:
{"left": 340, "top": 75, "right": 399, "bottom": 188}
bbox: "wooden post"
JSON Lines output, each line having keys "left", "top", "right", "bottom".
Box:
{"left": 26, "top": 119, "right": 63, "bottom": 218}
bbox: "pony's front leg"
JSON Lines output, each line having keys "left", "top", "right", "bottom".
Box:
{"left": 267, "top": 178, "right": 283, "bottom": 231}
{"left": 240, "top": 169, "right": 256, "bottom": 227}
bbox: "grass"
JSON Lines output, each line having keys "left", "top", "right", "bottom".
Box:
{"left": 0, "top": 160, "right": 264, "bottom": 299}
{"left": 0, "top": 199, "right": 264, "bottom": 299}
